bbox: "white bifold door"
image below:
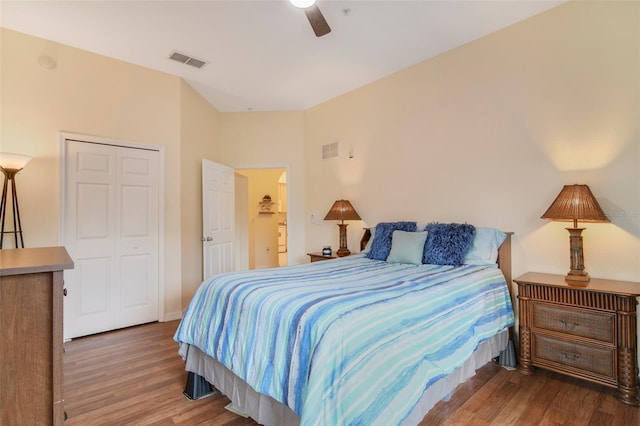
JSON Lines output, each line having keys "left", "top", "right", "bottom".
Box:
{"left": 63, "top": 140, "right": 159, "bottom": 339}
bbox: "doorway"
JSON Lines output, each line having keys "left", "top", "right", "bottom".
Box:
{"left": 235, "top": 167, "right": 288, "bottom": 269}
{"left": 277, "top": 171, "right": 287, "bottom": 267}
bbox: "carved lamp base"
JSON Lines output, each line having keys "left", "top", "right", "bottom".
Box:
{"left": 336, "top": 223, "right": 350, "bottom": 257}
{"left": 565, "top": 227, "right": 590, "bottom": 283}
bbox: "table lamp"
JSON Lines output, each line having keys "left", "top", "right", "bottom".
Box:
{"left": 541, "top": 184, "right": 609, "bottom": 282}
{"left": 324, "top": 199, "right": 361, "bottom": 257}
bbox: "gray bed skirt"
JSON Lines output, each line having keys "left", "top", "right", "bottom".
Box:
{"left": 179, "top": 329, "right": 508, "bottom": 425}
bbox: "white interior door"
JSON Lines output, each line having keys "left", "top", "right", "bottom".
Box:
{"left": 202, "top": 159, "right": 235, "bottom": 280}
{"left": 64, "top": 140, "right": 159, "bottom": 339}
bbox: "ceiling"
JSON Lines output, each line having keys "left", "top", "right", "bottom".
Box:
{"left": 1, "top": 0, "right": 564, "bottom": 112}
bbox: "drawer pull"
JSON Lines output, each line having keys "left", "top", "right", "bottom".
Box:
{"left": 561, "top": 351, "right": 580, "bottom": 361}
{"left": 560, "top": 318, "right": 579, "bottom": 330}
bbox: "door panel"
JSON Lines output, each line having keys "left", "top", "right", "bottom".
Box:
{"left": 121, "top": 186, "right": 150, "bottom": 236}
{"left": 121, "top": 254, "right": 151, "bottom": 306}
{"left": 76, "top": 183, "right": 110, "bottom": 239}
{"left": 76, "top": 257, "right": 112, "bottom": 316}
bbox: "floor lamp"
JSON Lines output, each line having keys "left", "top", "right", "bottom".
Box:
{"left": 0, "top": 152, "right": 32, "bottom": 249}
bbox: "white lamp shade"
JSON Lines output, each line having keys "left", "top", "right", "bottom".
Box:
{"left": 0, "top": 152, "right": 32, "bottom": 170}
{"left": 289, "top": 0, "right": 315, "bottom": 8}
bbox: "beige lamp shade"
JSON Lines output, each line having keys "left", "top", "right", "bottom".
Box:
{"left": 541, "top": 184, "right": 609, "bottom": 227}
{"left": 323, "top": 199, "right": 361, "bottom": 224}
{"left": 0, "top": 152, "right": 32, "bottom": 170}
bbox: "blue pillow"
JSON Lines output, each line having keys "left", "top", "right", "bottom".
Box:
{"left": 423, "top": 223, "right": 476, "bottom": 266}
{"left": 464, "top": 227, "right": 507, "bottom": 266}
{"left": 367, "top": 221, "right": 418, "bottom": 261}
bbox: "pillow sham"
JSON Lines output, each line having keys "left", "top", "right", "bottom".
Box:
{"left": 367, "top": 221, "right": 418, "bottom": 261}
{"left": 463, "top": 227, "right": 507, "bottom": 266}
{"left": 423, "top": 222, "right": 476, "bottom": 266}
{"left": 386, "top": 230, "right": 428, "bottom": 265}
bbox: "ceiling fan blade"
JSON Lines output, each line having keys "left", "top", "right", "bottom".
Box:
{"left": 304, "top": 4, "right": 331, "bottom": 37}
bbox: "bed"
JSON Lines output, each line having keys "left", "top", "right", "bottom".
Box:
{"left": 174, "top": 223, "right": 515, "bottom": 425}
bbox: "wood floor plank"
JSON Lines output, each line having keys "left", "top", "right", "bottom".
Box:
{"left": 417, "top": 362, "right": 499, "bottom": 425}
{"left": 489, "top": 368, "right": 548, "bottom": 424}
{"left": 509, "top": 371, "right": 563, "bottom": 424}
{"left": 63, "top": 321, "right": 640, "bottom": 425}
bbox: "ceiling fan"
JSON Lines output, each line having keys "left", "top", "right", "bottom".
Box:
{"left": 289, "top": 0, "right": 331, "bottom": 37}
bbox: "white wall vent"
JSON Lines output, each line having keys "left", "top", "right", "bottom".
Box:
{"left": 322, "top": 142, "right": 339, "bottom": 159}
{"left": 168, "top": 50, "right": 207, "bottom": 69}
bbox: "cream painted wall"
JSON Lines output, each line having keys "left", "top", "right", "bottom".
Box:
{"left": 179, "top": 80, "right": 221, "bottom": 309}
{"left": 304, "top": 1, "right": 640, "bottom": 283}
{"left": 0, "top": 28, "right": 217, "bottom": 320}
{"left": 219, "top": 112, "right": 306, "bottom": 265}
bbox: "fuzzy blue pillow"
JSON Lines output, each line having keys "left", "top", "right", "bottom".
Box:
{"left": 367, "top": 221, "right": 418, "bottom": 261}
{"left": 423, "top": 223, "right": 476, "bottom": 266}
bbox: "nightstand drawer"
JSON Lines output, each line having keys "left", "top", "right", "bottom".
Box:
{"left": 532, "top": 334, "right": 615, "bottom": 381}
{"left": 532, "top": 302, "right": 615, "bottom": 344}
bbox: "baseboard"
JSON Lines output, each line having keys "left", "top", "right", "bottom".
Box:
{"left": 163, "top": 310, "right": 184, "bottom": 321}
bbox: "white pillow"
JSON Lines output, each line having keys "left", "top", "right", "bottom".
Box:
{"left": 464, "top": 227, "right": 507, "bottom": 266}
{"left": 386, "top": 230, "right": 428, "bottom": 265}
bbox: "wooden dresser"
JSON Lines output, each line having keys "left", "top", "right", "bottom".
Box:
{"left": 0, "top": 247, "right": 74, "bottom": 425}
{"left": 515, "top": 272, "right": 640, "bottom": 405}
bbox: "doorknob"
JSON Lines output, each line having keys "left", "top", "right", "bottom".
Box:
{"left": 202, "top": 236, "right": 213, "bottom": 241}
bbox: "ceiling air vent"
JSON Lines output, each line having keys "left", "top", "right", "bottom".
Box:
{"left": 322, "top": 142, "right": 339, "bottom": 160}
{"left": 168, "top": 50, "right": 207, "bottom": 69}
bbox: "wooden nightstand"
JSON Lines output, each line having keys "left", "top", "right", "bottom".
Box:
{"left": 514, "top": 272, "right": 640, "bottom": 406}
{"left": 307, "top": 252, "right": 338, "bottom": 262}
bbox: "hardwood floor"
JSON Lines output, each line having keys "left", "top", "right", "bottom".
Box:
{"left": 63, "top": 321, "right": 639, "bottom": 425}
{"left": 63, "top": 320, "right": 254, "bottom": 426}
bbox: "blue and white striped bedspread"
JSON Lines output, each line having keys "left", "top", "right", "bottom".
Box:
{"left": 174, "top": 254, "right": 514, "bottom": 425}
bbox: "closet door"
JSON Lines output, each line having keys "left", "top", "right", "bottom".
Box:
{"left": 64, "top": 140, "right": 159, "bottom": 339}
{"left": 114, "top": 147, "right": 159, "bottom": 329}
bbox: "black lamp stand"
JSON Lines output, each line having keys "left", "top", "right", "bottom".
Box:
{"left": 0, "top": 167, "right": 25, "bottom": 249}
